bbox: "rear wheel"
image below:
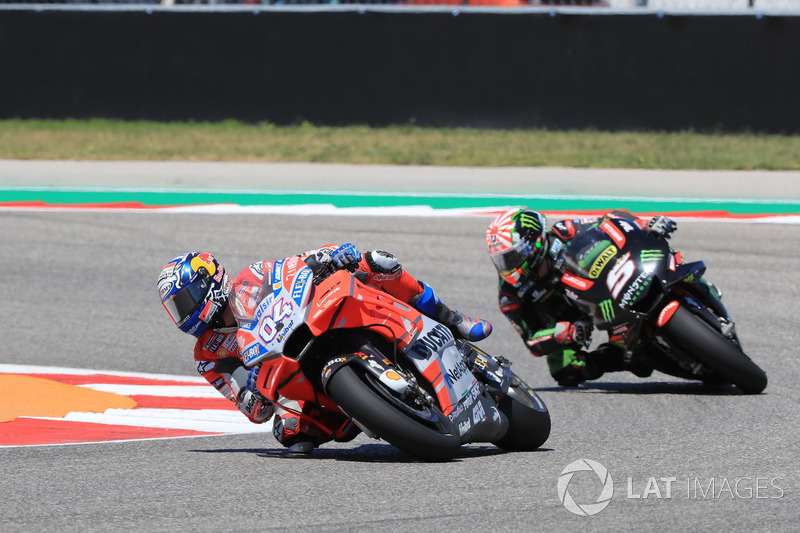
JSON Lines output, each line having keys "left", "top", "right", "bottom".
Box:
{"left": 661, "top": 306, "right": 767, "bottom": 394}
{"left": 492, "top": 376, "right": 551, "bottom": 451}
{"left": 325, "top": 365, "right": 461, "bottom": 461}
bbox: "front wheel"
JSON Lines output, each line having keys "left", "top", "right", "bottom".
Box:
{"left": 325, "top": 365, "right": 461, "bottom": 461}
{"left": 492, "top": 375, "right": 551, "bottom": 451}
{"left": 661, "top": 306, "right": 767, "bottom": 394}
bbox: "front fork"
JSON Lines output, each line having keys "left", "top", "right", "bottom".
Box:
{"left": 627, "top": 276, "right": 738, "bottom": 363}
{"left": 666, "top": 278, "right": 739, "bottom": 345}
{"left": 320, "top": 344, "right": 440, "bottom": 416}
{"left": 456, "top": 340, "right": 513, "bottom": 398}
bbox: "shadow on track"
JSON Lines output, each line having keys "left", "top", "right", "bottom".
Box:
{"left": 190, "top": 443, "right": 552, "bottom": 463}
{"left": 536, "top": 380, "right": 753, "bottom": 395}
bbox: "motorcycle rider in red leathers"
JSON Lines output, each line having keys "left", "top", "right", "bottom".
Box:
{"left": 485, "top": 208, "right": 677, "bottom": 387}
{"left": 158, "top": 244, "right": 492, "bottom": 454}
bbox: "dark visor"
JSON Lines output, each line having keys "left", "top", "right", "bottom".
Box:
{"left": 164, "top": 277, "right": 210, "bottom": 326}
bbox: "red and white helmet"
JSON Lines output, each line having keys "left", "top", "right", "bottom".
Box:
{"left": 486, "top": 208, "right": 547, "bottom": 286}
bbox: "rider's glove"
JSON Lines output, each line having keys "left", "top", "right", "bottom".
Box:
{"left": 246, "top": 366, "right": 260, "bottom": 392}
{"left": 238, "top": 367, "right": 274, "bottom": 423}
{"left": 647, "top": 215, "right": 677, "bottom": 239}
{"left": 330, "top": 243, "right": 362, "bottom": 273}
{"left": 238, "top": 389, "right": 274, "bottom": 423}
{"left": 554, "top": 320, "right": 592, "bottom": 347}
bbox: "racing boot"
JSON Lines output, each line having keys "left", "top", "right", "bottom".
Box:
{"left": 410, "top": 282, "right": 492, "bottom": 341}
{"left": 549, "top": 349, "right": 589, "bottom": 387}
{"left": 589, "top": 343, "right": 653, "bottom": 379}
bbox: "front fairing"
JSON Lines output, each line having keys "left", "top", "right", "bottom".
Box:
{"left": 403, "top": 319, "right": 478, "bottom": 417}
{"left": 559, "top": 219, "right": 672, "bottom": 329}
{"left": 233, "top": 258, "right": 316, "bottom": 367}
{"left": 400, "top": 320, "right": 512, "bottom": 443}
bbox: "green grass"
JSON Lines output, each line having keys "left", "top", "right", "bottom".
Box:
{"left": 2, "top": 119, "right": 800, "bottom": 170}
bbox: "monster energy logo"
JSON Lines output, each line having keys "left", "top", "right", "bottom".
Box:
{"left": 640, "top": 250, "right": 665, "bottom": 262}
{"left": 599, "top": 299, "right": 616, "bottom": 323}
{"left": 518, "top": 212, "right": 542, "bottom": 231}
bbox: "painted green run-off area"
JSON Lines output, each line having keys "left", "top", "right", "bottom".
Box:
{"left": 2, "top": 189, "right": 800, "bottom": 215}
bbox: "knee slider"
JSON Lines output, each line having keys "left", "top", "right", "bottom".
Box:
{"left": 272, "top": 413, "right": 300, "bottom": 443}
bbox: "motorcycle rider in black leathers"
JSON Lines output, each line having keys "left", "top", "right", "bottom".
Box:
{"left": 485, "top": 208, "right": 677, "bottom": 386}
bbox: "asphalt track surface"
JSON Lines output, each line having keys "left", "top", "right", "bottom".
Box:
{"left": 1, "top": 162, "right": 799, "bottom": 532}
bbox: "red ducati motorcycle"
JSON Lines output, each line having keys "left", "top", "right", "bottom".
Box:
{"left": 234, "top": 258, "right": 550, "bottom": 461}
